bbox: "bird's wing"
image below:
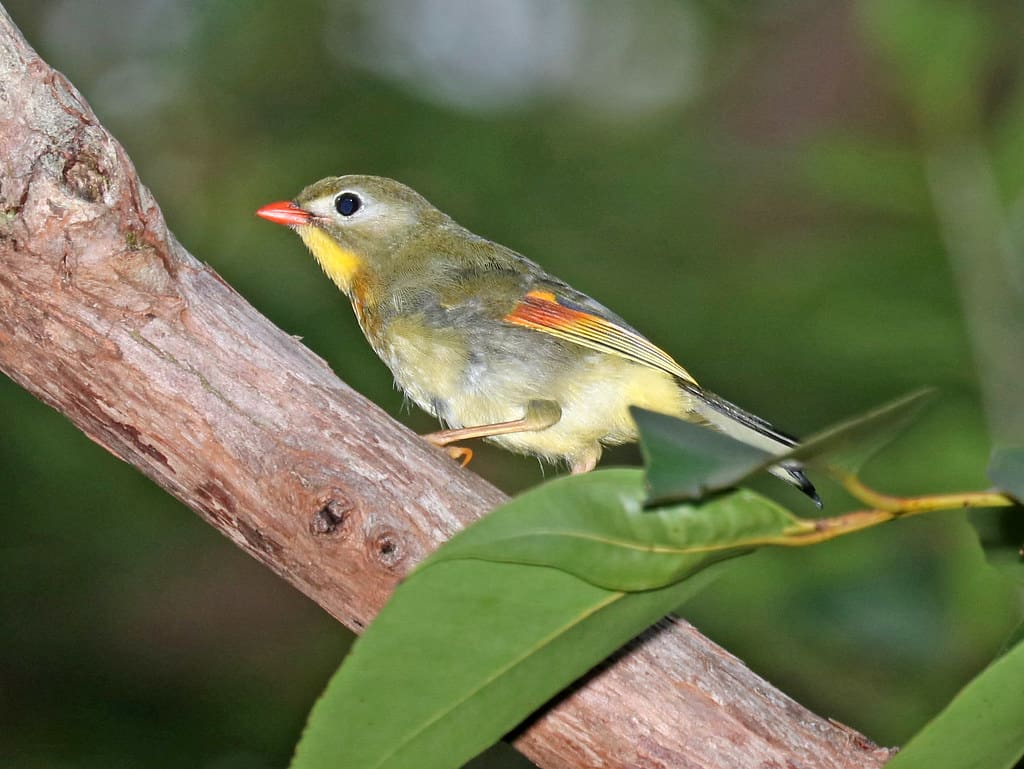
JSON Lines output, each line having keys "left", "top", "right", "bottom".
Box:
{"left": 501, "top": 282, "right": 820, "bottom": 504}
{"left": 503, "top": 287, "right": 698, "bottom": 386}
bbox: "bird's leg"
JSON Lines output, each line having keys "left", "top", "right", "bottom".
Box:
{"left": 423, "top": 400, "right": 562, "bottom": 467}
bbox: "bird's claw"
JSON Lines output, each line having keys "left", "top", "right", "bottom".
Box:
{"left": 444, "top": 445, "right": 473, "bottom": 467}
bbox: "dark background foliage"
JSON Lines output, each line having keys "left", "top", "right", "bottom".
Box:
{"left": 2, "top": 1, "right": 1022, "bottom": 767}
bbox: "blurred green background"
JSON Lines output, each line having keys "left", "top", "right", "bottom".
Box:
{"left": 2, "top": 0, "right": 1023, "bottom": 767}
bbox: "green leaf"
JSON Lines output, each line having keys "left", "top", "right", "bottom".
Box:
{"left": 631, "top": 408, "right": 769, "bottom": 505}
{"left": 988, "top": 447, "right": 1024, "bottom": 502}
{"left": 636, "top": 389, "right": 935, "bottom": 504}
{"left": 289, "top": 469, "right": 800, "bottom": 769}
{"left": 290, "top": 557, "right": 732, "bottom": 769}
{"left": 431, "top": 469, "right": 806, "bottom": 591}
{"left": 885, "top": 638, "right": 1024, "bottom": 769}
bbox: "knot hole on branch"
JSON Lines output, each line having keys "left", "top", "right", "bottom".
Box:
{"left": 309, "top": 496, "right": 352, "bottom": 537}
{"left": 62, "top": 148, "right": 109, "bottom": 203}
{"left": 369, "top": 525, "right": 405, "bottom": 569}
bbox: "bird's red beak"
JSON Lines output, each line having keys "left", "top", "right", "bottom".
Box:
{"left": 256, "top": 200, "right": 314, "bottom": 227}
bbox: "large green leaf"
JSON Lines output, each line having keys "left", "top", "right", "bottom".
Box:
{"left": 431, "top": 469, "right": 807, "bottom": 591}
{"left": 885, "top": 638, "right": 1024, "bottom": 769}
{"left": 289, "top": 462, "right": 926, "bottom": 769}
{"left": 289, "top": 468, "right": 800, "bottom": 769}
{"left": 289, "top": 557, "right": 731, "bottom": 769}
{"left": 636, "top": 389, "right": 935, "bottom": 504}
{"left": 988, "top": 447, "right": 1024, "bottom": 502}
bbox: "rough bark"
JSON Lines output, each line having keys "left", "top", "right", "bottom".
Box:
{"left": 0, "top": 8, "right": 892, "bottom": 769}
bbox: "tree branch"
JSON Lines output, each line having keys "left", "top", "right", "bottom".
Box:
{"left": 0, "top": 8, "right": 892, "bottom": 768}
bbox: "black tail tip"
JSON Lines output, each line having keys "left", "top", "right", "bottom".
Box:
{"left": 778, "top": 462, "right": 821, "bottom": 508}
{"left": 807, "top": 487, "right": 824, "bottom": 509}
{"left": 794, "top": 470, "right": 822, "bottom": 508}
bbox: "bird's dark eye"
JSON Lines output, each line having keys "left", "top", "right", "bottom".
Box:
{"left": 334, "top": 192, "right": 361, "bottom": 217}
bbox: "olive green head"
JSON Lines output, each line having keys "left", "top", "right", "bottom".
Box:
{"left": 258, "top": 175, "right": 452, "bottom": 295}
{"left": 295, "top": 175, "right": 448, "bottom": 244}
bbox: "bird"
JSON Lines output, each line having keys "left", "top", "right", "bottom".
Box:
{"left": 256, "top": 175, "right": 818, "bottom": 504}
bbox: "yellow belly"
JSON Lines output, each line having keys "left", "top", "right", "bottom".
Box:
{"left": 381, "top": 315, "right": 692, "bottom": 470}
{"left": 487, "top": 358, "right": 690, "bottom": 464}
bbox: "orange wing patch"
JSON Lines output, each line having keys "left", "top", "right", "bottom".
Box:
{"left": 504, "top": 289, "right": 697, "bottom": 385}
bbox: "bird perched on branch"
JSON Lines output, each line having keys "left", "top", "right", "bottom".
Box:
{"left": 257, "top": 175, "right": 817, "bottom": 503}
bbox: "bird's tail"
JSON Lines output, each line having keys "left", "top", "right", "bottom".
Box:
{"left": 678, "top": 381, "right": 820, "bottom": 506}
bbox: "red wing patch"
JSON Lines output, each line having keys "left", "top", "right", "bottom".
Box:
{"left": 504, "top": 289, "right": 592, "bottom": 330}
{"left": 504, "top": 290, "right": 696, "bottom": 384}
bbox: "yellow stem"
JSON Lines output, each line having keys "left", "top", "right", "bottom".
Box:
{"left": 840, "top": 473, "right": 1014, "bottom": 515}
{"left": 778, "top": 475, "right": 1017, "bottom": 547}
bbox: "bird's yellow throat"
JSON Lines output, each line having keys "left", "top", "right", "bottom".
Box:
{"left": 297, "top": 225, "right": 363, "bottom": 294}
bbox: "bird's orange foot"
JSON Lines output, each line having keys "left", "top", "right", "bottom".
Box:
{"left": 422, "top": 432, "right": 473, "bottom": 466}
{"left": 444, "top": 445, "right": 473, "bottom": 467}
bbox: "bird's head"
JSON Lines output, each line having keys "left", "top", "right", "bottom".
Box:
{"left": 257, "top": 175, "right": 446, "bottom": 295}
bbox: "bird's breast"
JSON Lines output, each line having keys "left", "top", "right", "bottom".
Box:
{"left": 375, "top": 314, "right": 470, "bottom": 419}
